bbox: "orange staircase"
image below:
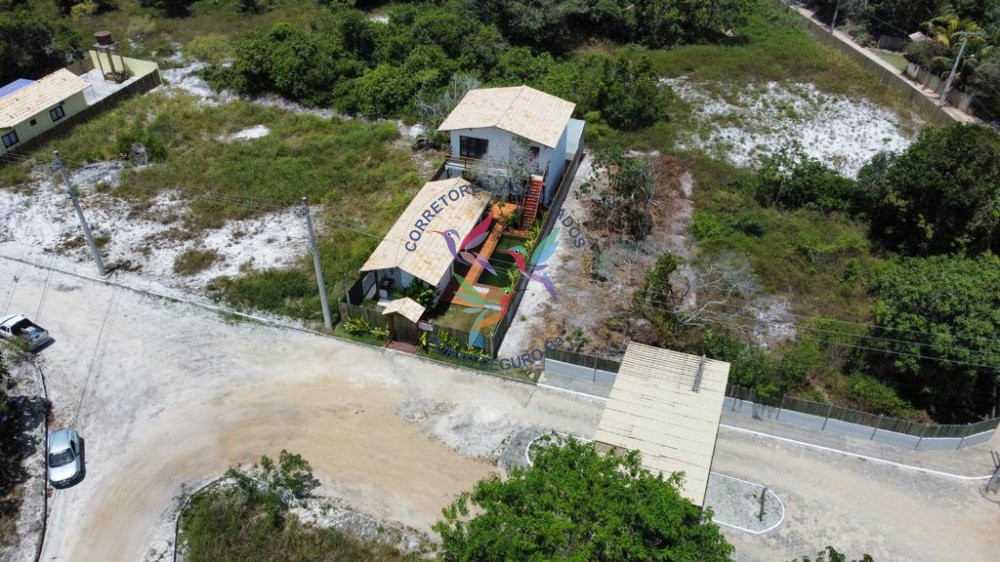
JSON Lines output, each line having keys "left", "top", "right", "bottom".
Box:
{"left": 520, "top": 175, "right": 544, "bottom": 228}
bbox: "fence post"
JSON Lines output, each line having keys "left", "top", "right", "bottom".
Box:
{"left": 776, "top": 395, "right": 785, "bottom": 420}
{"left": 870, "top": 415, "right": 882, "bottom": 440}
{"left": 821, "top": 403, "right": 834, "bottom": 431}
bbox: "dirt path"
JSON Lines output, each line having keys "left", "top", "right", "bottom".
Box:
{"left": 712, "top": 428, "right": 1000, "bottom": 561}
{"left": 0, "top": 257, "right": 604, "bottom": 561}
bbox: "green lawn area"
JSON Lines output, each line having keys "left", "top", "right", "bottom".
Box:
{"left": 874, "top": 50, "right": 910, "bottom": 72}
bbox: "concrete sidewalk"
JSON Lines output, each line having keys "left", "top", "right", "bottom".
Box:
{"left": 720, "top": 409, "right": 998, "bottom": 478}
{"left": 788, "top": 2, "right": 976, "bottom": 124}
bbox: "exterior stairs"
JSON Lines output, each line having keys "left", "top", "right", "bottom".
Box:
{"left": 521, "top": 175, "right": 544, "bottom": 228}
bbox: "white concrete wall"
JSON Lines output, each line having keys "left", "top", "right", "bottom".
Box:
{"left": 543, "top": 127, "right": 568, "bottom": 199}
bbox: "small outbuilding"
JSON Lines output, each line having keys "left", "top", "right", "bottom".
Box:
{"left": 593, "top": 342, "right": 731, "bottom": 506}
{"left": 359, "top": 176, "right": 491, "bottom": 303}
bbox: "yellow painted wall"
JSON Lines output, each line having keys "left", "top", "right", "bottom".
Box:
{"left": 88, "top": 50, "right": 159, "bottom": 78}
{"left": 1, "top": 91, "right": 88, "bottom": 154}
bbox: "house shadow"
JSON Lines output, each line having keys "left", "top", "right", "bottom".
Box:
{"left": 0, "top": 395, "right": 48, "bottom": 519}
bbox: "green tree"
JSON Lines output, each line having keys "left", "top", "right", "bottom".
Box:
{"left": 861, "top": 124, "right": 1000, "bottom": 256}
{"left": 139, "top": 0, "right": 194, "bottom": 18}
{"left": 595, "top": 52, "right": 673, "bottom": 130}
{"left": 588, "top": 148, "right": 657, "bottom": 238}
{"left": 0, "top": 7, "right": 78, "bottom": 85}
{"left": 434, "top": 438, "right": 733, "bottom": 561}
{"left": 866, "top": 254, "right": 1000, "bottom": 420}
{"left": 748, "top": 143, "right": 862, "bottom": 214}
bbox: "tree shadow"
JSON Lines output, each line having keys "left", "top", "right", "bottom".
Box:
{"left": 0, "top": 395, "right": 48, "bottom": 525}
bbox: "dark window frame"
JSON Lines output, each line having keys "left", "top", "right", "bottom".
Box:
{"left": 459, "top": 135, "right": 489, "bottom": 159}
{"left": 1, "top": 130, "right": 18, "bottom": 149}
{"left": 50, "top": 105, "right": 66, "bottom": 122}
{"left": 29, "top": 118, "right": 37, "bottom": 126}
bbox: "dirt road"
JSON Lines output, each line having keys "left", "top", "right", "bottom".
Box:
{"left": 0, "top": 259, "right": 603, "bottom": 561}
{"left": 4, "top": 256, "right": 998, "bottom": 562}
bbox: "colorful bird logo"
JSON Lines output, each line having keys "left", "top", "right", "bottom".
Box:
{"left": 451, "top": 272, "right": 516, "bottom": 346}
{"left": 430, "top": 209, "right": 497, "bottom": 274}
{"left": 502, "top": 228, "right": 559, "bottom": 301}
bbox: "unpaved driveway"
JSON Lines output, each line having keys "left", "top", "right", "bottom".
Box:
{"left": 0, "top": 258, "right": 603, "bottom": 561}
{"left": 712, "top": 428, "right": 1000, "bottom": 561}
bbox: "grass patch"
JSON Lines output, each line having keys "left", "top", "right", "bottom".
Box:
{"left": 612, "top": 0, "right": 924, "bottom": 152}
{"left": 11, "top": 92, "right": 421, "bottom": 321}
{"left": 874, "top": 50, "right": 909, "bottom": 72}
{"left": 179, "top": 452, "right": 418, "bottom": 562}
{"left": 63, "top": 0, "right": 320, "bottom": 61}
{"left": 682, "top": 152, "right": 877, "bottom": 321}
{"left": 173, "top": 248, "right": 221, "bottom": 275}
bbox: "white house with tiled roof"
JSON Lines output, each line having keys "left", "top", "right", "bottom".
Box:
{"left": 437, "top": 85, "right": 583, "bottom": 200}
{"left": 0, "top": 69, "right": 89, "bottom": 154}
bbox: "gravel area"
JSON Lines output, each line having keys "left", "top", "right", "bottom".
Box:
{"left": 704, "top": 473, "right": 784, "bottom": 534}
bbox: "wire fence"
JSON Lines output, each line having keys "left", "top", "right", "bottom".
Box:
{"left": 543, "top": 349, "right": 999, "bottom": 448}
{"left": 726, "top": 384, "right": 1000, "bottom": 442}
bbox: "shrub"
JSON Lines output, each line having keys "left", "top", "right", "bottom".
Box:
{"left": 343, "top": 316, "right": 371, "bottom": 335}
{"left": 747, "top": 143, "right": 861, "bottom": 214}
{"left": 846, "top": 373, "right": 915, "bottom": 418}
{"left": 173, "top": 248, "right": 220, "bottom": 275}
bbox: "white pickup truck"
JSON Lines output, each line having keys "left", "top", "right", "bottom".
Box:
{"left": 0, "top": 314, "right": 52, "bottom": 351}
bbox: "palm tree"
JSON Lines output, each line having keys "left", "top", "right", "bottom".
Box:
{"left": 921, "top": 2, "right": 986, "bottom": 50}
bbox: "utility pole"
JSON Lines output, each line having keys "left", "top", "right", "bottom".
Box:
{"left": 830, "top": 0, "right": 843, "bottom": 32}
{"left": 939, "top": 32, "right": 983, "bottom": 107}
{"left": 301, "top": 197, "right": 332, "bottom": 330}
{"left": 54, "top": 151, "right": 106, "bottom": 277}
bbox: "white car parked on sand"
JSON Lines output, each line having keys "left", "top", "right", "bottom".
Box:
{"left": 0, "top": 314, "right": 52, "bottom": 351}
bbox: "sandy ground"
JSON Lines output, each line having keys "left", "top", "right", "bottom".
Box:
{"left": 713, "top": 427, "right": 1000, "bottom": 561}
{"left": 0, "top": 257, "right": 603, "bottom": 561}
{"left": 503, "top": 153, "right": 697, "bottom": 358}
{"left": 665, "top": 79, "right": 917, "bottom": 178}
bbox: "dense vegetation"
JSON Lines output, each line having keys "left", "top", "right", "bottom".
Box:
{"left": 640, "top": 123, "right": 1000, "bottom": 421}
{"left": 208, "top": 1, "right": 681, "bottom": 133}
{"left": 434, "top": 438, "right": 733, "bottom": 561}
{"left": 805, "top": 0, "right": 1000, "bottom": 118}
{"left": 180, "top": 451, "right": 417, "bottom": 562}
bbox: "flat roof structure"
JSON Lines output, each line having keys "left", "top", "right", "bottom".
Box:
{"left": 593, "top": 342, "right": 731, "bottom": 506}
{"left": 437, "top": 85, "right": 576, "bottom": 148}
{"left": 360, "top": 177, "right": 490, "bottom": 286}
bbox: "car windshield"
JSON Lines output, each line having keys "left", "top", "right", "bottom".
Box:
{"left": 49, "top": 449, "right": 74, "bottom": 467}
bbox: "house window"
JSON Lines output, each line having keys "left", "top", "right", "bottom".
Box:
{"left": 29, "top": 119, "right": 37, "bottom": 126}
{"left": 1, "top": 130, "right": 17, "bottom": 149}
{"left": 459, "top": 136, "right": 488, "bottom": 159}
{"left": 50, "top": 106, "right": 66, "bottom": 122}
{"left": 529, "top": 146, "right": 539, "bottom": 159}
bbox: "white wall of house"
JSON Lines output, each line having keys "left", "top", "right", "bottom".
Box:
{"left": 448, "top": 125, "right": 570, "bottom": 201}
{"left": 543, "top": 127, "right": 569, "bottom": 199}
